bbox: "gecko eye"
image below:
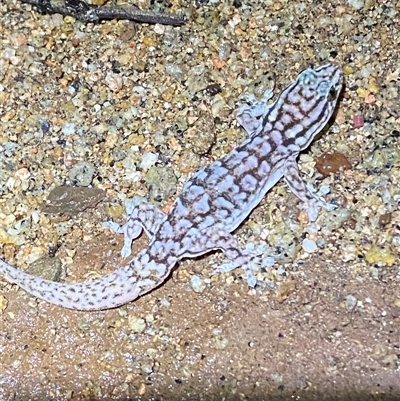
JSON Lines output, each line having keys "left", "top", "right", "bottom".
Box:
{"left": 328, "top": 86, "right": 337, "bottom": 101}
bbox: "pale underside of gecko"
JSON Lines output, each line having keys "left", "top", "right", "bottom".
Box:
{"left": 0, "top": 63, "right": 343, "bottom": 310}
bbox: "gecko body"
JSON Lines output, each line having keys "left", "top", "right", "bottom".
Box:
{"left": 0, "top": 64, "right": 343, "bottom": 310}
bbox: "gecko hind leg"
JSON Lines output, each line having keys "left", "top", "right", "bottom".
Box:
{"left": 103, "top": 198, "right": 167, "bottom": 258}
{"left": 178, "top": 228, "right": 273, "bottom": 287}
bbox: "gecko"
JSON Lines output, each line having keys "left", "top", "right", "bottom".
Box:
{"left": 0, "top": 63, "right": 343, "bottom": 310}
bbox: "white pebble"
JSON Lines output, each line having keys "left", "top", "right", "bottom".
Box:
{"left": 140, "top": 152, "right": 158, "bottom": 169}
{"left": 62, "top": 122, "right": 76, "bottom": 135}
{"left": 348, "top": 0, "right": 364, "bottom": 9}
{"left": 345, "top": 294, "right": 357, "bottom": 310}
{"left": 128, "top": 316, "right": 146, "bottom": 333}
{"left": 104, "top": 72, "right": 123, "bottom": 92}
{"left": 302, "top": 238, "right": 318, "bottom": 253}
{"left": 153, "top": 24, "right": 166, "bottom": 34}
{"left": 190, "top": 275, "right": 206, "bottom": 293}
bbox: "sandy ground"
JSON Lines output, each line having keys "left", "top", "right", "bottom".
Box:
{"left": 0, "top": 0, "right": 399, "bottom": 400}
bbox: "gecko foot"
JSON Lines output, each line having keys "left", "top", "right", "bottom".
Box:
{"left": 211, "top": 243, "right": 275, "bottom": 287}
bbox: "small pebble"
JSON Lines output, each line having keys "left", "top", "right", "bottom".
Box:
{"left": 343, "top": 65, "right": 354, "bottom": 75}
{"left": 344, "top": 294, "right": 357, "bottom": 310}
{"left": 246, "top": 71, "right": 275, "bottom": 98}
{"left": 68, "top": 161, "right": 96, "bottom": 187}
{"left": 218, "top": 42, "right": 231, "bottom": 61}
{"left": 145, "top": 166, "right": 177, "bottom": 204}
{"left": 347, "top": 0, "right": 365, "bottom": 10}
{"left": 140, "top": 152, "right": 159, "bottom": 169}
{"left": 361, "top": 145, "right": 400, "bottom": 172}
{"left": 356, "top": 87, "right": 369, "bottom": 98}
{"left": 62, "top": 122, "right": 76, "bottom": 135}
{"left": 190, "top": 275, "right": 206, "bottom": 293}
{"left": 378, "top": 213, "right": 392, "bottom": 227}
{"left": 365, "top": 94, "right": 376, "bottom": 104}
{"left": 138, "top": 383, "right": 146, "bottom": 396}
{"left": 353, "top": 114, "right": 364, "bottom": 129}
{"left": 204, "top": 83, "right": 222, "bottom": 96}
{"left": 185, "top": 111, "right": 215, "bottom": 155}
{"left": 0, "top": 295, "right": 8, "bottom": 313}
{"left": 41, "top": 120, "right": 51, "bottom": 134}
{"left": 128, "top": 316, "right": 146, "bottom": 333}
{"left": 365, "top": 245, "right": 397, "bottom": 267}
{"left": 214, "top": 335, "right": 229, "bottom": 349}
{"left": 165, "top": 64, "right": 186, "bottom": 81}
{"left": 104, "top": 72, "right": 123, "bottom": 92}
{"left": 302, "top": 239, "right": 318, "bottom": 253}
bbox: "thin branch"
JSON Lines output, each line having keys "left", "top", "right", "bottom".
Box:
{"left": 21, "top": 0, "right": 186, "bottom": 26}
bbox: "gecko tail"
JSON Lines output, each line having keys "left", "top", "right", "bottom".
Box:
{"left": 0, "top": 258, "right": 143, "bottom": 311}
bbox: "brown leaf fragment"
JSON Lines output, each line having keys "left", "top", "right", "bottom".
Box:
{"left": 41, "top": 186, "right": 106, "bottom": 215}
{"left": 315, "top": 152, "right": 352, "bottom": 177}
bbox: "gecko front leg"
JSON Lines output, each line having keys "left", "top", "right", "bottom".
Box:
{"left": 236, "top": 88, "right": 274, "bottom": 136}
{"left": 283, "top": 155, "right": 336, "bottom": 221}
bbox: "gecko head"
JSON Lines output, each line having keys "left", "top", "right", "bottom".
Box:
{"left": 281, "top": 63, "right": 344, "bottom": 150}
{"left": 298, "top": 63, "right": 343, "bottom": 109}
